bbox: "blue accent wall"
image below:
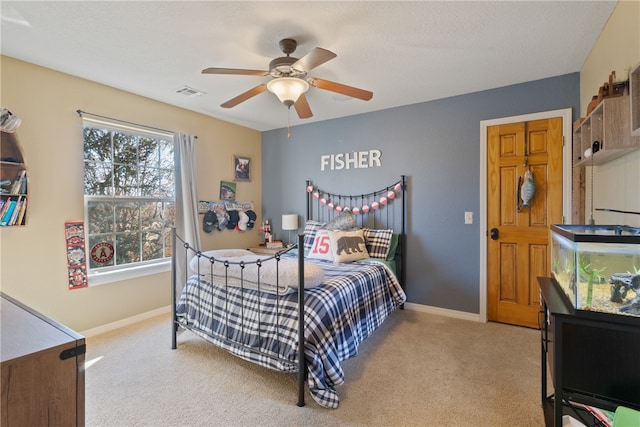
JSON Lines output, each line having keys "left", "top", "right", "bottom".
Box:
{"left": 262, "top": 73, "right": 580, "bottom": 314}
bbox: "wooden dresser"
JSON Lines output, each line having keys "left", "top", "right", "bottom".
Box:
{"left": 1, "top": 292, "right": 85, "bottom": 426}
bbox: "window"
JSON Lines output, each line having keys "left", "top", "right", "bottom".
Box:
{"left": 82, "top": 118, "right": 175, "bottom": 284}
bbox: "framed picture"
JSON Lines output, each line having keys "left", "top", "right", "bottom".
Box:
{"left": 233, "top": 155, "right": 251, "bottom": 182}
{"left": 220, "top": 180, "right": 237, "bottom": 201}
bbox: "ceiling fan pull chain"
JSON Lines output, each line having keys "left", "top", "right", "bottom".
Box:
{"left": 287, "top": 107, "right": 292, "bottom": 139}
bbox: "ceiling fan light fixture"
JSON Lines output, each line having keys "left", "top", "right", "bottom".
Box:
{"left": 267, "top": 77, "right": 309, "bottom": 107}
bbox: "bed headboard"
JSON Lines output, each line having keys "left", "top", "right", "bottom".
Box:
{"left": 304, "top": 175, "right": 407, "bottom": 288}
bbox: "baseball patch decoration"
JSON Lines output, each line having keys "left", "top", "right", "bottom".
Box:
{"left": 91, "top": 242, "right": 115, "bottom": 264}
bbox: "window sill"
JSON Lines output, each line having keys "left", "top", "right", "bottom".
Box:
{"left": 88, "top": 260, "right": 171, "bottom": 286}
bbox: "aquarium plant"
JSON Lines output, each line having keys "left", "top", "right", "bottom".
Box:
{"left": 579, "top": 255, "right": 607, "bottom": 309}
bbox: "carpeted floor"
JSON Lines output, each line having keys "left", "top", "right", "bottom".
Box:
{"left": 84, "top": 309, "right": 545, "bottom": 426}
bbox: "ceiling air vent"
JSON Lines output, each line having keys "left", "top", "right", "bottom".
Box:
{"left": 176, "top": 86, "right": 206, "bottom": 97}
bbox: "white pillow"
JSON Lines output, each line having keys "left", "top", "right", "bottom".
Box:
{"left": 189, "top": 249, "right": 254, "bottom": 273}
{"left": 328, "top": 229, "right": 370, "bottom": 263}
{"left": 188, "top": 249, "right": 324, "bottom": 293}
{"left": 307, "top": 230, "right": 334, "bottom": 261}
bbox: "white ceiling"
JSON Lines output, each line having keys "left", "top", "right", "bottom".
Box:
{"left": 1, "top": 1, "right": 617, "bottom": 132}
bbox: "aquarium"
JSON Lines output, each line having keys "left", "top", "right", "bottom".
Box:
{"left": 550, "top": 224, "right": 640, "bottom": 318}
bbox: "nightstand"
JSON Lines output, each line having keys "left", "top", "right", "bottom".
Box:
{"left": 248, "top": 246, "right": 284, "bottom": 255}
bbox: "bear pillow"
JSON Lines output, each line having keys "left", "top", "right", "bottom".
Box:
{"left": 328, "top": 229, "right": 369, "bottom": 263}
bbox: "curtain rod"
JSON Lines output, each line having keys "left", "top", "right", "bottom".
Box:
{"left": 76, "top": 109, "right": 197, "bottom": 138}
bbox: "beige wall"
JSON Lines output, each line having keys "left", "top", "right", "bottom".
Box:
{"left": 581, "top": 0, "right": 640, "bottom": 227}
{"left": 580, "top": 1, "right": 639, "bottom": 113}
{"left": 0, "top": 56, "right": 261, "bottom": 331}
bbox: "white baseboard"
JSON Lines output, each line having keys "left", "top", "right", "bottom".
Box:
{"left": 80, "top": 305, "right": 171, "bottom": 337}
{"left": 81, "top": 302, "right": 479, "bottom": 337}
{"left": 403, "top": 302, "right": 481, "bottom": 322}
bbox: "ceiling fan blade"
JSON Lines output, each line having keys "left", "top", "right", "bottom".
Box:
{"left": 292, "top": 48, "right": 336, "bottom": 72}
{"left": 202, "top": 67, "right": 269, "bottom": 76}
{"left": 220, "top": 84, "right": 267, "bottom": 108}
{"left": 308, "top": 78, "right": 373, "bottom": 101}
{"left": 294, "top": 94, "right": 313, "bottom": 119}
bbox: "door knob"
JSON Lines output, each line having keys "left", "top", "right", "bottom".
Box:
{"left": 490, "top": 228, "right": 499, "bottom": 240}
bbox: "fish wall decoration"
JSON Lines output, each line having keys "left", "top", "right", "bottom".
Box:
{"left": 520, "top": 169, "right": 535, "bottom": 208}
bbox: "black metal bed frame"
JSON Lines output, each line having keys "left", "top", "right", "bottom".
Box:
{"left": 171, "top": 176, "right": 406, "bottom": 407}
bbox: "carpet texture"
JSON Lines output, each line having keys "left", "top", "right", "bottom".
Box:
{"left": 85, "top": 310, "right": 545, "bottom": 426}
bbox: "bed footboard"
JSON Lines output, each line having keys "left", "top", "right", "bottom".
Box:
{"left": 171, "top": 229, "right": 308, "bottom": 406}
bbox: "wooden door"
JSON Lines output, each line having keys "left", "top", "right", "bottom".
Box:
{"left": 487, "top": 118, "right": 563, "bottom": 328}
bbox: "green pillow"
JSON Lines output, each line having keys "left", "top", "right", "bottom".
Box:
{"left": 386, "top": 233, "right": 399, "bottom": 261}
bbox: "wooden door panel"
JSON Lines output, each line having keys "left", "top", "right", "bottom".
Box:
{"left": 529, "top": 164, "right": 548, "bottom": 227}
{"left": 528, "top": 128, "right": 549, "bottom": 154}
{"left": 499, "top": 243, "right": 517, "bottom": 302}
{"left": 500, "top": 166, "right": 517, "bottom": 226}
{"left": 500, "top": 133, "right": 518, "bottom": 156}
{"left": 529, "top": 244, "right": 547, "bottom": 306}
{"left": 497, "top": 242, "right": 546, "bottom": 307}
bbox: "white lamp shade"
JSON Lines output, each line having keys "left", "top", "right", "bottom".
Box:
{"left": 267, "top": 77, "right": 309, "bottom": 106}
{"left": 282, "top": 214, "right": 299, "bottom": 230}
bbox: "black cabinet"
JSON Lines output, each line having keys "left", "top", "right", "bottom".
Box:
{"left": 539, "top": 277, "right": 640, "bottom": 426}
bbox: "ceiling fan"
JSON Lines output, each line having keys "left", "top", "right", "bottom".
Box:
{"left": 202, "top": 38, "right": 373, "bottom": 119}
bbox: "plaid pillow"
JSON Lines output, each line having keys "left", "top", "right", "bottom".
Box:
{"left": 303, "top": 220, "right": 325, "bottom": 255}
{"left": 363, "top": 228, "right": 394, "bottom": 259}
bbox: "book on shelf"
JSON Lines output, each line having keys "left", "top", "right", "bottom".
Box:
{"left": 266, "top": 240, "right": 283, "bottom": 249}
{"left": 0, "top": 199, "right": 17, "bottom": 225}
{"left": 10, "top": 170, "right": 26, "bottom": 194}
{"left": 19, "top": 173, "right": 27, "bottom": 194}
{"left": 15, "top": 198, "right": 27, "bottom": 225}
{"left": 8, "top": 196, "right": 23, "bottom": 225}
{"left": 0, "top": 196, "right": 26, "bottom": 226}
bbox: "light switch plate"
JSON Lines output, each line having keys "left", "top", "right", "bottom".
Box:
{"left": 464, "top": 211, "right": 473, "bottom": 224}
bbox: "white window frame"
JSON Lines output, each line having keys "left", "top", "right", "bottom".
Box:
{"left": 81, "top": 117, "right": 175, "bottom": 286}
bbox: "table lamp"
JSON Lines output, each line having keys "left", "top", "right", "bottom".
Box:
{"left": 281, "top": 214, "right": 299, "bottom": 247}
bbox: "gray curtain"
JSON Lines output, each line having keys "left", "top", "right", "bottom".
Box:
{"left": 174, "top": 132, "right": 200, "bottom": 289}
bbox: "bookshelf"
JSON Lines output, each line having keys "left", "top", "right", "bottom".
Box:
{"left": 573, "top": 95, "right": 640, "bottom": 167}
{"left": 0, "top": 131, "right": 28, "bottom": 226}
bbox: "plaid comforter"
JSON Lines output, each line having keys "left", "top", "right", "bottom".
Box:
{"left": 175, "top": 255, "right": 406, "bottom": 408}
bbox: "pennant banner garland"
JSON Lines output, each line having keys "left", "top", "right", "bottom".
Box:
{"left": 306, "top": 180, "right": 403, "bottom": 215}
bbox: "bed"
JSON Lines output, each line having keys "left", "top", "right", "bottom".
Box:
{"left": 171, "top": 177, "right": 407, "bottom": 408}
